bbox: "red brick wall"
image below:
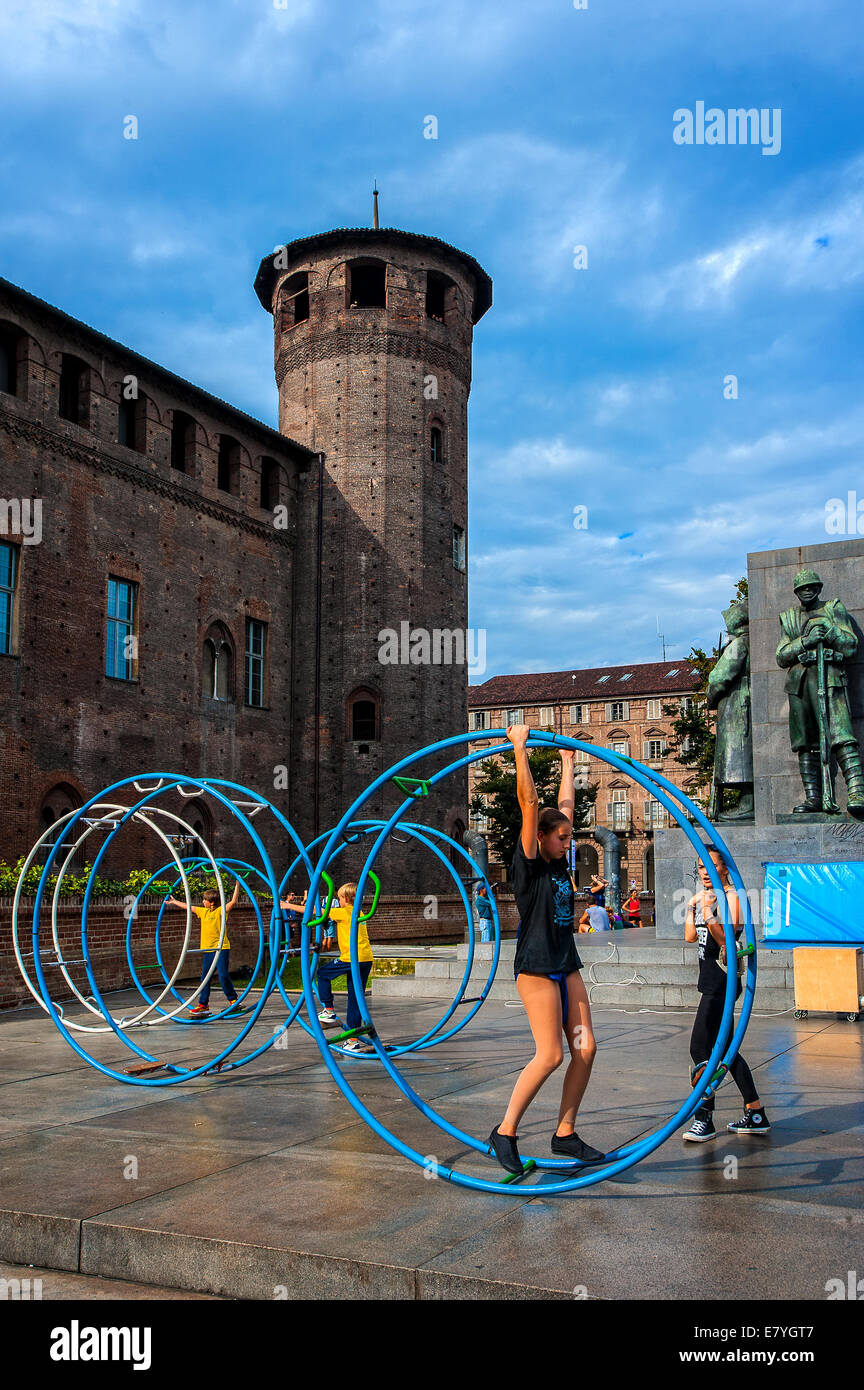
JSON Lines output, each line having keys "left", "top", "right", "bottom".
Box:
{"left": 0, "top": 280, "right": 307, "bottom": 877}
{"left": 0, "top": 892, "right": 519, "bottom": 1009}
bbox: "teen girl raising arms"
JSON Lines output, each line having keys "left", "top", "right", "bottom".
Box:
{"left": 488, "top": 726, "right": 606, "bottom": 1174}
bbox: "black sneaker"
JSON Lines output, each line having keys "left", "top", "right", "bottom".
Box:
{"left": 487, "top": 1127, "right": 524, "bottom": 1175}
{"left": 727, "top": 1108, "right": 771, "bottom": 1135}
{"left": 550, "top": 1131, "right": 605, "bottom": 1164}
{"left": 683, "top": 1112, "right": 716, "bottom": 1142}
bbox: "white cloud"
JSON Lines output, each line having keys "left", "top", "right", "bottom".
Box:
{"left": 389, "top": 133, "right": 665, "bottom": 289}
{"left": 627, "top": 156, "right": 864, "bottom": 313}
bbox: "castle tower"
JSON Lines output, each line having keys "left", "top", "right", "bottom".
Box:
{"left": 254, "top": 224, "right": 492, "bottom": 892}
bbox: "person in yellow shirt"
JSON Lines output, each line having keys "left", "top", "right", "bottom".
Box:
{"left": 165, "top": 879, "right": 241, "bottom": 1016}
{"left": 315, "top": 882, "right": 375, "bottom": 1052}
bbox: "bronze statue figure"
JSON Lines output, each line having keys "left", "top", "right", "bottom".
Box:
{"left": 776, "top": 568, "right": 864, "bottom": 817}
{"left": 707, "top": 598, "right": 754, "bottom": 820}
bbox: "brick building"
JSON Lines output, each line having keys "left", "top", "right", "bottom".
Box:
{"left": 0, "top": 224, "right": 492, "bottom": 892}
{"left": 467, "top": 660, "right": 700, "bottom": 892}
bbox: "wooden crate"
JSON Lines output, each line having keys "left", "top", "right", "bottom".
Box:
{"left": 793, "top": 947, "right": 864, "bottom": 1014}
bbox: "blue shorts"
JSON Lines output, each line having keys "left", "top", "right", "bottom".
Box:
{"left": 513, "top": 966, "right": 569, "bottom": 1018}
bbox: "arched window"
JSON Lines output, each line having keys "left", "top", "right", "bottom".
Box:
{"left": 203, "top": 625, "right": 234, "bottom": 702}
{"left": 348, "top": 259, "right": 387, "bottom": 309}
{"left": 430, "top": 426, "right": 443, "bottom": 464}
{"left": 0, "top": 322, "right": 24, "bottom": 397}
{"left": 259, "top": 457, "right": 281, "bottom": 510}
{"left": 118, "top": 392, "right": 147, "bottom": 453}
{"left": 171, "top": 411, "right": 195, "bottom": 472}
{"left": 352, "top": 700, "right": 376, "bottom": 740}
{"left": 37, "top": 783, "right": 83, "bottom": 869}
{"left": 426, "top": 270, "right": 455, "bottom": 323}
{"left": 218, "top": 435, "right": 241, "bottom": 494}
{"left": 348, "top": 687, "right": 380, "bottom": 742}
{"left": 182, "top": 799, "right": 214, "bottom": 867}
{"left": 279, "top": 272, "right": 310, "bottom": 330}
{"left": 58, "top": 354, "right": 90, "bottom": 426}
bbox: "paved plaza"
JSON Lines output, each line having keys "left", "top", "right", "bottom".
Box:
{"left": 1, "top": 984, "right": 861, "bottom": 1301}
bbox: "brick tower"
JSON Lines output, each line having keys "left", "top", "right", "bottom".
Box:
{"left": 254, "top": 223, "right": 492, "bottom": 892}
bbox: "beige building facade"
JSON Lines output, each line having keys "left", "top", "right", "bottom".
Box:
{"left": 467, "top": 660, "right": 700, "bottom": 893}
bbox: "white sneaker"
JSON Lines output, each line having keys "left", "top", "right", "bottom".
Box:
{"left": 342, "top": 1038, "right": 361, "bottom": 1051}
{"left": 318, "top": 1009, "right": 340, "bottom": 1027}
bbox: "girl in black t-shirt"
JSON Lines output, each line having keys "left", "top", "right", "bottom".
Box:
{"left": 488, "top": 726, "right": 606, "bottom": 1174}
{"left": 683, "top": 846, "right": 769, "bottom": 1142}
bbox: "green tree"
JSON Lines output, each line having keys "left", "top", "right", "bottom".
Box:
{"left": 470, "top": 745, "right": 598, "bottom": 873}
{"left": 662, "top": 577, "right": 748, "bottom": 808}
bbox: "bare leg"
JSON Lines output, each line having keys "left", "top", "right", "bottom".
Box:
{"left": 498, "top": 974, "right": 564, "bottom": 1135}
{"left": 556, "top": 972, "right": 597, "bottom": 1135}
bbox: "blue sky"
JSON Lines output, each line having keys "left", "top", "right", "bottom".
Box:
{"left": 1, "top": 0, "right": 862, "bottom": 677}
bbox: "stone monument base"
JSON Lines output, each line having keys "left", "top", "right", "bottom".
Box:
{"left": 653, "top": 817, "right": 864, "bottom": 939}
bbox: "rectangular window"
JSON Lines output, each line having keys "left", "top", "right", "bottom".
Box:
{"left": 574, "top": 749, "right": 589, "bottom": 763}
{"left": 0, "top": 541, "right": 18, "bottom": 655}
{"left": 611, "top": 740, "right": 630, "bottom": 757}
{"left": 680, "top": 696, "right": 693, "bottom": 713}
{"left": 607, "top": 793, "right": 629, "bottom": 829}
{"left": 506, "top": 708, "right": 523, "bottom": 725}
{"left": 106, "top": 578, "right": 137, "bottom": 680}
{"left": 469, "top": 710, "right": 488, "bottom": 731}
{"left": 644, "top": 800, "right": 668, "bottom": 829}
{"left": 569, "top": 703, "right": 584, "bottom": 724}
{"left": 245, "top": 618, "right": 266, "bottom": 707}
{"left": 607, "top": 700, "right": 629, "bottom": 722}
{"left": 644, "top": 738, "right": 667, "bottom": 761}
{"left": 452, "top": 524, "right": 466, "bottom": 572}
{"left": 646, "top": 698, "right": 662, "bottom": 719}
{"left": 538, "top": 706, "right": 554, "bottom": 726}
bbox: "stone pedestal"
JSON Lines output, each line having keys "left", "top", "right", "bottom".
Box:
{"left": 655, "top": 538, "right": 864, "bottom": 938}
{"left": 654, "top": 817, "right": 864, "bottom": 939}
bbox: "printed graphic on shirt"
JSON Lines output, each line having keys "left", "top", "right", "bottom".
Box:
{"left": 696, "top": 924, "right": 709, "bottom": 959}
{"left": 552, "top": 873, "right": 573, "bottom": 930}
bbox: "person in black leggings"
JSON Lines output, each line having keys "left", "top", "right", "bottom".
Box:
{"left": 683, "top": 846, "right": 770, "bottom": 1141}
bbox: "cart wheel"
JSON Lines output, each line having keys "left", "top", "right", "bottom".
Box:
{"left": 794, "top": 1009, "right": 808, "bottom": 1020}
{"left": 845, "top": 1012, "right": 860, "bottom": 1023}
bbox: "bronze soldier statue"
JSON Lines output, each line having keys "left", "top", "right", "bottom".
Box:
{"left": 776, "top": 568, "right": 864, "bottom": 816}
{"left": 707, "top": 597, "right": 753, "bottom": 820}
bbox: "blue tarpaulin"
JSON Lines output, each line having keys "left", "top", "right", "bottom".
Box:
{"left": 762, "top": 862, "right": 864, "bottom": 948}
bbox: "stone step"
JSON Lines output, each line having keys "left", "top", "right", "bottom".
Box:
{"left": 433, "top": 963, "right": 793, "bottom": 989}
{"left": 372, "top": 974, "right": 793, "bottom": 1008}
{"left": 451, "top": 940, "right": 793, "bottom": 968}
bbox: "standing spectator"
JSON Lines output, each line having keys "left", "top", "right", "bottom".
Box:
{"left": 475, "top": 883, "right": 495, "bottom": 943}
{"left": 623, "top": 891, "right": 642, "bottom": 928}
{"left": 589, "top": 873, "right": 608, "bottom": 906}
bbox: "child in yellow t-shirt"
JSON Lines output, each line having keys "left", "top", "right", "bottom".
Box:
{"left": 315, "top": 882, "right": 374, "bottom": 1051}
{"left": 165, "top": 879, "right": 241, "bottom": 1015}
